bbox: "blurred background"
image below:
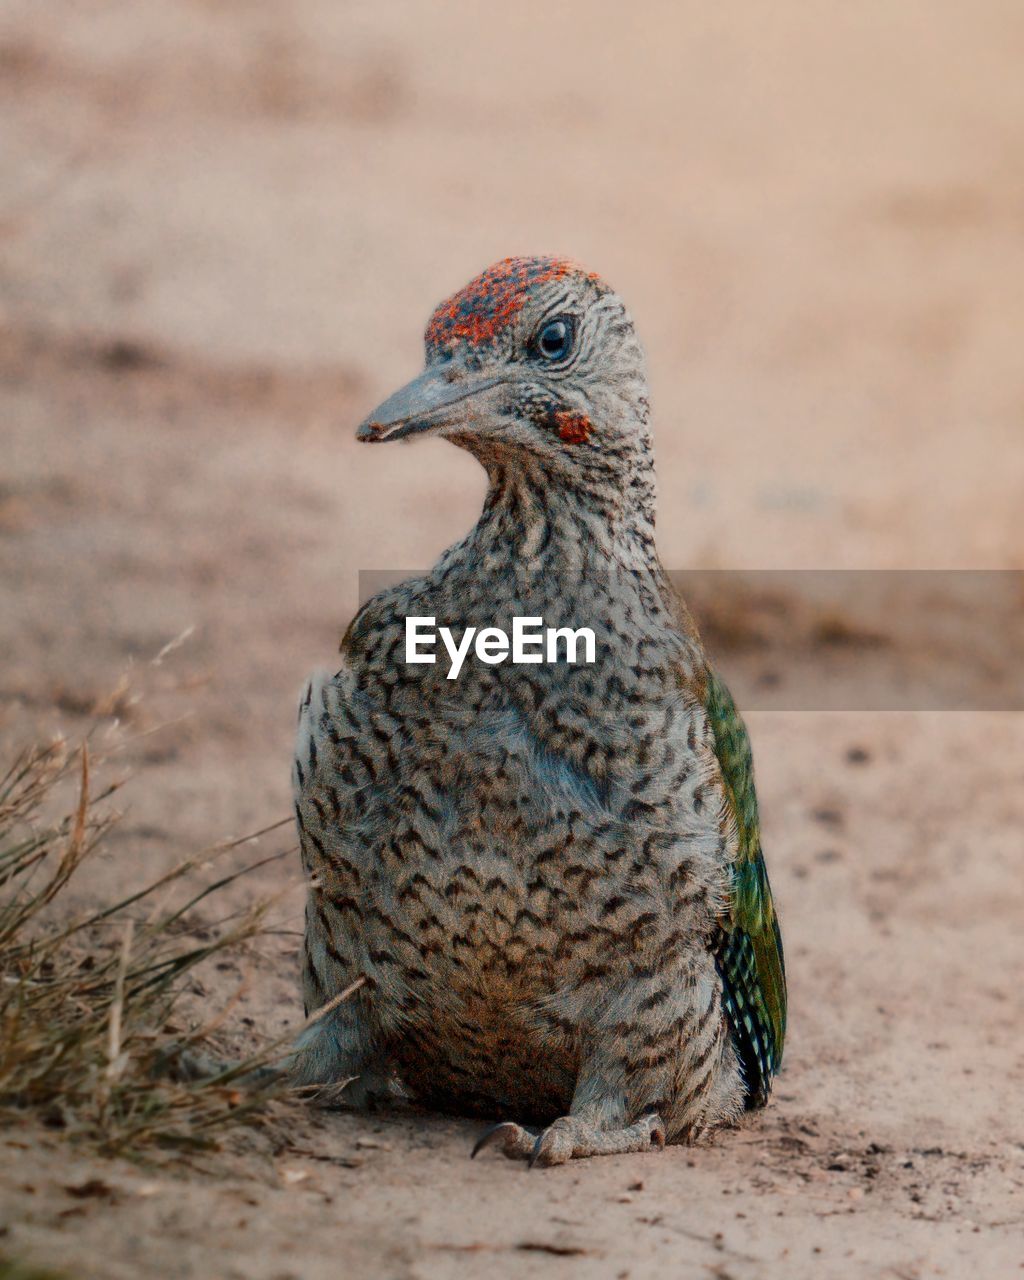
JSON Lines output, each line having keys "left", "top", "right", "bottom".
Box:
{"left": 2, "top": 3, "right": 1024, "bottom": 1269}
{"left": 4, "top": 0, "right": 1023, "bottom": 827}
{"left": 5, "top": 4, "right": 1024, "bottom": 554}
{"left": 2, "top": 0, "right": 1023, "bottom": 828}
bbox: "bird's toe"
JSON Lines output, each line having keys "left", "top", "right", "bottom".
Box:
{"left": 470, "top": 1121, "right": 538, "bottom": 1161}
{"left": 529, "top": 1119, "right": 575, "bottom": 1168}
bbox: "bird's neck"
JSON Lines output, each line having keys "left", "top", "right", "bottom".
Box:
{"left": 471, "top": 454, "right": 659, "bottom": 574}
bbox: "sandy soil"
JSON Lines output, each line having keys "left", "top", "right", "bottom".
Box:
{"left": 2, "top": 2, "right": 1023, "bottom": 1276}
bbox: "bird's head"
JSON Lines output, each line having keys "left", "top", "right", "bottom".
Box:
{"left": 357, "top": 257, "right": 652, "bottom": 493}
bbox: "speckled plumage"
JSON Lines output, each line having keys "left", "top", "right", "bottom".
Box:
{"left": 291, "top": 258, "right": 786, "bottom": 1164}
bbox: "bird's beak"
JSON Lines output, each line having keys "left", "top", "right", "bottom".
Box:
{"left": 356, "top": 363, "right": 505, "bottom": 443}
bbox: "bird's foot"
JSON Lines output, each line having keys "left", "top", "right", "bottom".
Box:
{"left": 471, "top": 1112, "right": 666, "bottom": 1167}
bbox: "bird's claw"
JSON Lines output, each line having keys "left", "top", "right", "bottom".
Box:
{"left": 646, "top": 1112, "right": 668, "bottom": 1150}
{"left": 529, "top": 1123, "right": 572, "bottom": 1167}
{"left": 470, "top": 1121, "right": 537, "bottom": 1161}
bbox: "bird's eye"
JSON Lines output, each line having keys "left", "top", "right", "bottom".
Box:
{"left": 535, "top": 317, "right": 574, "bottom": 361}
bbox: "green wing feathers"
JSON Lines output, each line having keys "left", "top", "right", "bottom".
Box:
{"left": 704, "top": 667, "right": 787, "bottom": 1107}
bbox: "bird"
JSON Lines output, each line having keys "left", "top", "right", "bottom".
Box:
{"left": 290, "top": 256, "right": 786, "bottom": 1166}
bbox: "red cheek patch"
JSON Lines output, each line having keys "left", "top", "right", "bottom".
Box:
{"left": 553, "top": 410, "right": 593, "bottom": 445}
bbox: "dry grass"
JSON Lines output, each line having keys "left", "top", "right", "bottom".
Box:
{"left": 0, "top": 734, "right": 295, "bottom": 1158}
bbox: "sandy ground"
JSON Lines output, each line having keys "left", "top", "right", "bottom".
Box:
{"left": 2, "top": 2, "right": 1023, "bottom": 1276}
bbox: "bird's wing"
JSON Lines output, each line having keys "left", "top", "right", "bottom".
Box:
{"left": 703, "top": 664, "right": 787, "bottom": 1107}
